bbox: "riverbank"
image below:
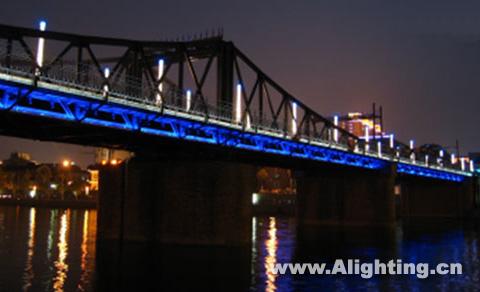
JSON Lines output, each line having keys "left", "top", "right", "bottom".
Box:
{"left": 0, "top": 198, "right": 97, "bottom": 209}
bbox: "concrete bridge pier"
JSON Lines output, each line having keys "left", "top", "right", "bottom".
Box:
{"left": 295, "top": 165, "right": 396, "bottom": 227}
{"left": 97, "top": 156, "right": 257, "bottom": 246}
{"left": 398, "top": 176, "right": 475, "bottom": 218}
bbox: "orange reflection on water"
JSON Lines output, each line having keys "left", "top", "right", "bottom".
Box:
{"left": 265, "top": 217, "right": 278, "bottom": 292}
{"left": 80, "top": 210, "right": 89, "bottom": 271}
{"left": 77, "top": 210, "right": 95, "bottom": 291}
{"left": 77, "top": 210, "right": 96, "bottom": 291}
{"left": 53, "top": 210, "right": 70, "bottom": 292}
{"left": 23, "top": 208, "right": 36, "bottom": 291}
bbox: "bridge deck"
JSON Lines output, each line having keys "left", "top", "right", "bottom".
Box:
{"left": 0, "top": 68, "right": 470, "bottom": 182}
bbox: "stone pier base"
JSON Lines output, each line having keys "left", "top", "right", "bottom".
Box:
{"left": 97, "top": 156, "right": 257, "bottom": 246}
{"left": 398, "top": 176, "right": 475, "bottom": 218}
{"left": 295, "top": 165, "right": 396, "bottom": 227}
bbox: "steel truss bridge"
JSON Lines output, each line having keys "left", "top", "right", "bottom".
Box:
{"left": 0, "top": 22, "right": 472, "bottom": 182}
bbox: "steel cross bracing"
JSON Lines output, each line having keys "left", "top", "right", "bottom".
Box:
{"left": 0, "top": 23, "right": 472, "bottom": 182}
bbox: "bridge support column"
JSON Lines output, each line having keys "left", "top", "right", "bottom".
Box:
{"left": 97, "top": 156, "right": 257, "bottom": 246}
{"left": 398, "top": 177, "right": 475, "bottom": 218}
{"left": 295, "top": 165, "right": 396, "bottom": 227}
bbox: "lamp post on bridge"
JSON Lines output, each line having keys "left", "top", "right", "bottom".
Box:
{"left": 156, "top": 59, "right": 164, "bottom": 106}
{"left": 438, "top": 149, "right": 444, "bottom": 167}
{"left": 235, "top": 83, "right": 242, "bottom": 124}
{"left": 409, "top": 139, "right": 415, "bottom": 163}
{"left": 186, "top": 90, "right": 192, "bottom": 112}
{"left": 364, "top": 126, "right": 370, "bottom": 152}
{"left": 292, "top": 102, "right": 298, "bottom": 136}
{"left": 35, "top": 20, "right": 47, "bottom": 76}
{"left": 333, "top": 115, "right": 338, "bottom": 143}
{"left": 103, "top": 67, "right": 110, "bottom": 97}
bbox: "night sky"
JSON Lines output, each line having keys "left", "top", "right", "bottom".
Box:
{"left": 0, "top": 0, "right": 479, "bottom": 167}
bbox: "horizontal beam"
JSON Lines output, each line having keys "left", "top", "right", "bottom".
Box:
{"left": 0, "top": 78, "right": 383, "bottom": 170}
{"left": 397, "top": 163, "right": 464, "bottom": 182}
{"left": 0, "top": 77, "right": 469, "bottom": 182}
{"left": 0, "top": 23, "right": 222, "bottom": 48}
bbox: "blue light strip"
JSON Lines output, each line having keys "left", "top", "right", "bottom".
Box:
{"left": 0, "top": 79, "right": 470, "bottom": 181}
{"left": 397, "top": 163, "right": 464, "bottom": 182}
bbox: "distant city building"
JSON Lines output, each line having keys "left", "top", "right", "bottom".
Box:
{"left": 0, "top": 152, "right": 96, "bottom": 200}
{"left": 12, "top": 152, "right": 32, "bottom": 161}
{"left": 2, "top": 152, "right": 37, "bottom": 168}
{"left": 257, "top": 167, "right": 296, "bottom": 195}
{"left": 339, "top": 112, "right": 384, "bottom": 138}
{"left": 88, "top": 169, "right": 99, "bottom": 191}
{"left": 95, "top": 148, "right": 132, "bottom": 165}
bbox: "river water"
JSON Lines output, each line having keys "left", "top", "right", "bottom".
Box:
{"left": 0, "top": 206, "right": 479, "bottom": 291}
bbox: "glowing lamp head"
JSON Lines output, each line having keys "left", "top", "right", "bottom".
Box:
{"left": 252, "top": 193, "right": 259, "bottom": 205}
{"left": 29, "top": 186, "right": 37, "bottom": 198}
{"left": 62, "top": 160, "right": 70, "bottom": 167}
{"left": 185, "top": 90, "right": 192, "bottom": 111}
{"left": 39, "top": 21, "right": 47, "bottom": 31}
{"left": 158, "top": 59, "right": 164, "bottom": 79}
{"left": 103, "top": 67, "right": 110, "bottom": 78}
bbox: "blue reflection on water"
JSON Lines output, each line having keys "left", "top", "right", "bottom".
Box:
{"left": 252, "top": 217, "right": 480, "bottom": 292}
{"left": 251, "top": 217, "right": 296, "bottom": 292}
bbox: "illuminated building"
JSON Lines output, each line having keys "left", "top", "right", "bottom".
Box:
{"left": 0, "top": 153, "right": 92, "bottom": 200}
{"left": 95, "top": 148, "right": 132, "bottom": 165}
{"left": 257, "top": 167, "right": 296, "bottom": 195}
{"left": 2, "top": 152, "right": 36, "bottom": 167}
{"left": 88, "top": 169, "right": 99, "bottom": 191}
{"left": 339, "top": 112, "right": 384, "bottom": 139}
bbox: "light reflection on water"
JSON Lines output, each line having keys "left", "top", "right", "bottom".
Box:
{"left": 265, "top": 217, "right": 277, "bottom": 292}
{"left": 0, "top": 207, "right": 96, "bottom": 292}
{"left": 0, "top": 206, "right": 479, "bottom": 291}
{"left": 78, "top": 210, "right": 94, "bottom": 292}
{"left": 53, "top": 211, "right": 69, "bottom": 292}
{"left": 250, "top": 216, "right": 480, "bottom": 291}
{"left": 23, "top": 208, "right": 35, "bottom": 291}
{"left": 251, "top": 216, "right": 295, "bottom": 292}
